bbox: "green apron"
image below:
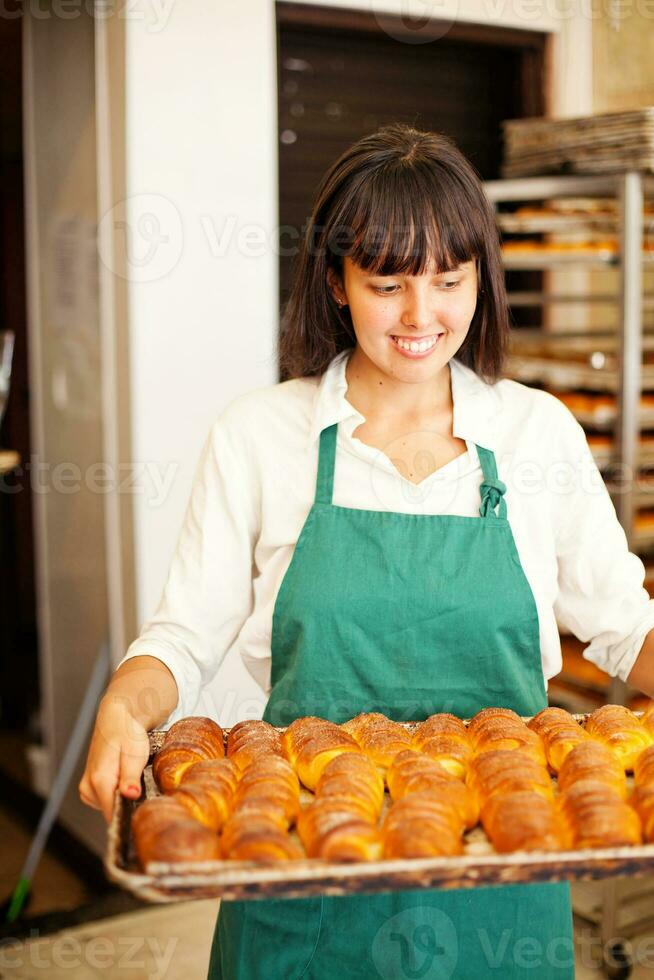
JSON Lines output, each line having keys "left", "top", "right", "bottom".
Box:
{"left": 208, "top": 422, "right": 574, "bottom": 979}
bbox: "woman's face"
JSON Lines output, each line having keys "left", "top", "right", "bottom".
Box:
{"left": 328, "top": 256, "right": 479, "bottom": 383}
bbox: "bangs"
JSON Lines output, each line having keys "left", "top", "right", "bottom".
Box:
{"left": 327, "top": 162, "right": 484, "bottom": 276}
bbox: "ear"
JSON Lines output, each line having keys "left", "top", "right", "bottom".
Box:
{"left": 326, "top": 268, "right": 346, "bottom": 307}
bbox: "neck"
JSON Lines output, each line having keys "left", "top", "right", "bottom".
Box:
{"left": 344, "top": 346, "right": 454, "bottom": 423}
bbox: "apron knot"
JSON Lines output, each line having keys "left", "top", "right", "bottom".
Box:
{"left": 479, "top": 477, "right": 507, "bottom": 517}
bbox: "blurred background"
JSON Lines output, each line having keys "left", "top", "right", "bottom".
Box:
{"left": 1, "top": 2, "right": 654, "bottom": 976}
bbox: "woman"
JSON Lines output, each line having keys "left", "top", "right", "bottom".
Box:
{"left": 81, "top": 124, "right": 654, "bottom": 979}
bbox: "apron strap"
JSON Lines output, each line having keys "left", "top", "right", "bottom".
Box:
{"left": 315, "top": 423, "right": 338, "bottom": 504}
{"left": 317, "top": 425, "right": 507, "bottom": 518}
{"left": 477, "top": 444, "right": 507, "bottom": 519}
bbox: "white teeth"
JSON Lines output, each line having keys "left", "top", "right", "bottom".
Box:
{"left": 392, "top": 334, "right": 440, "bottom": 352}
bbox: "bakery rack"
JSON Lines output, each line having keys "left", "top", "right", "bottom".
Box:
{"left": 483, "top": 170, "right": 654, "bottom": 977}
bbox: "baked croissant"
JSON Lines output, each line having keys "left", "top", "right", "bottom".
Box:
{"left": 467, "top": 707, "right": 522, "bottom": 737}
{"left": 296, "top": 796, "right": 383, "bottom": 860}
{"left": 468, "top": 710, "right": 546, "bottom": 766}
{"left": 230, "top": 755, "right": 300, "bottom": 828}
{"left": 226, "top": 719, "right": 284, "bottom": 772}
{"left": 382, "top": 792, "right": 464, "bottom": 858}
{"left": 293, "top": 750, "right": 387, "bottom": 860}
{"left": 634, "top": 744, "right": 654, "bottom": 786}
{"left": 467, "top": 749, "right": 553, "bottom": 804}
{"left": 315, "top": 752, "right": 385, "bottom": 821}
{"left": 630, "top": 785, "right": 654, "bottom": 841}
{"left": 308, "top": 820, "right": 383, "bottom": 862}
{"left": 281, "top": 717, "right": 361, "bottom": 790}
{"left": 585, "top": 705, "right": 653, "bottom": 771}
{"left": 411, "top": 713, "right": 472, "bottom": 779}
{"left": 557, "top": 740, "right": 627, "bottom": 798}
{"left": 480, "top": 790, "right": 568, "bottom": 852}
{"left": 527, "top": 707, "right": 589, "bottom": 772}
{"left": 152, "top": 716, "right": 224, "bottom": 792}
{"left": 219, "top": 814, "right": 305, "bottom": 862}
{"left": 387, "top": 749, "right": 479, "bottom": 829}
{"left": 217, "top": 753, "right": 302, "bottom": 860}
{"left": 641, "top": 703, "right": 654, "bottom": 738}
{"left": 171, "top": 758, "right": 240, "bottom": 831}
{"left": 132, "top": 796, "right": 221, "bottom": 867}
{"left": 559, "top": 779, "right": 642, "bottom": 848}
{"left": 473, "top": 721, "right": 547, "bottom": 765}
{"left": 341, "top": 712, "right": 412, "bottom": 774}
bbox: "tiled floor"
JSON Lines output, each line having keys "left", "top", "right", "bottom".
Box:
{"left": 0, "top": 804, "right": 92, "bottom": 919}
{"left": 0, "top": 899, "right": 220, "bottom": 979}
{"left": 2, "top": 881, "right": 654, "bottom": 979}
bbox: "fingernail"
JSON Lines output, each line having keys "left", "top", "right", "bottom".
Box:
{"left": 125, "top": 784, "right": 140, "bottom": 794}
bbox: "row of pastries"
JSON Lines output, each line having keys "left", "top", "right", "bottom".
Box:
{"left": 131, "top": 703, "right": 654, "bottom": 870}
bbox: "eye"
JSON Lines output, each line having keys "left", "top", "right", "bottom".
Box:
{"left": 373, "top": 285, "right": 400, "bottom": 295}
{"left": 440, "top": 280, "right": 460, "bottom": 290}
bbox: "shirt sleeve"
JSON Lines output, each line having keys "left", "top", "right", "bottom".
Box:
{"left": 115, "top": 406, "right": 260, "bottom": 725}
{"left": 549, "top": 398, "right": 654, "bottom": 683}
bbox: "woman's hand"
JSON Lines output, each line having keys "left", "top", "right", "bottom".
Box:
{"left": 79, "top": 695, "right": 151, "bottom": 824}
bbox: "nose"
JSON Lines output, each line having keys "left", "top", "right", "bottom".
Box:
{"left": 400, "top": 285, "right": 438, "bottom": 332}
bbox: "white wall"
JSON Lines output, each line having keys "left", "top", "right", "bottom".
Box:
{"left": 102, "top": 1, "right": 282, "bottom": 727}
{"left": 124, "top": 2, "right": 280, "bottom": 628}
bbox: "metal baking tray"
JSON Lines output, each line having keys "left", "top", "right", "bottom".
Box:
{"left": 104, "top": 715, "right": 654, "bottom": 904}
{"left": 506, "top": 355, "right": 654, "bottom": 393}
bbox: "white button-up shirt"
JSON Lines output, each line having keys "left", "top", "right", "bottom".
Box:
{"left": 118, "top": 348, "right": 654, "bottom": 725}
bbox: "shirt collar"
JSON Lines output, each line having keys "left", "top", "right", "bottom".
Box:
{"left": 306, "top": 347, "right": 500, "bottom": 452}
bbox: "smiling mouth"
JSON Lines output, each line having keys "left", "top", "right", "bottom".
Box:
{"left": 390, "top": 333, "right": 444, "bottom": 353}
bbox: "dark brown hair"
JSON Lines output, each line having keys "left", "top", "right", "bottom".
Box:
{"left": 278, "top": 123, "right": 509, "bottom": 384}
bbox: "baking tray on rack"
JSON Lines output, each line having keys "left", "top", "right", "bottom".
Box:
{"left": 506, "top": 355, "right": 654, "bottom": 393}
{"left": 104, "top": 715, "right": 654, "bottom": 904}
{"left": 497, "top": 213, "right": 619, "bottom": 235}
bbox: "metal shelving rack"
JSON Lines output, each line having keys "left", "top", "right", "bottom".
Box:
{"left": 484, "top": 171, "right": 654, "bottom": 977}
